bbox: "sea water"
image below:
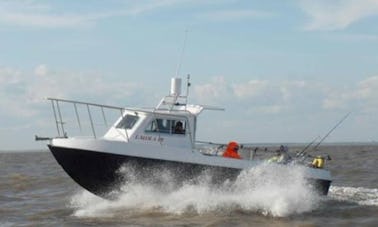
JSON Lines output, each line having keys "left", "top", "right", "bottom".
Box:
{"left": 1, "top": 144, "right": 378, "bottom": 226}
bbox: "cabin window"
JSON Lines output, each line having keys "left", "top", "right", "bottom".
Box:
{"left": 173, "top": 120, "right": 186, "bottom": 134}
{"left": 145, "top": 118, "right": 186, "bottom": 135}
{"left": 116, "top": 114, "right": 139, "bottom": 129}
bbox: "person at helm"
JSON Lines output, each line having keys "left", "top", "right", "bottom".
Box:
{"left": 222, "top": 141, "right": 241, "bottom": 159}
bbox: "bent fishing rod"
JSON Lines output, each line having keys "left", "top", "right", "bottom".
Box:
{"left": 298, "top": 112, "right": 351, "bottom": 157}
{"left": 297, "top": 136, "right": 319, "bottom": 157}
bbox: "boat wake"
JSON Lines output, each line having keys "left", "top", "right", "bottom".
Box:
{"left": 328, "top": 186, "right": 378, "bottom": 206}
{"left": 69, "top": 163, "right": 321, "bottom": 218}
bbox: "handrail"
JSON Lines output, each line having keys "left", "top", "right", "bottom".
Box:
{"left": 47, "top": 97, "right": 125, "bottom": 111}
{"left": 47, "top": 97, "right": 200, "bottom": 141}
{"left": 50, "top": 99, "right": 61, "bottom": 136}
{"left": 47, "top": 97, "right": 125, "bottom": 139}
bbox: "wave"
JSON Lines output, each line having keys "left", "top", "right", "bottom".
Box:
{"left": 0, "top": 222, "right": 16, "bottom": 227}
{"left": 329, "top": 186, "right": 378, "bottom": 206}
{"left": 69, "top": 163, "right": 320, "bottom": 218}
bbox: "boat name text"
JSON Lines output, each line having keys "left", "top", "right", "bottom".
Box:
{"left": 135, "top": 134, "right": 164, "bottom": 142}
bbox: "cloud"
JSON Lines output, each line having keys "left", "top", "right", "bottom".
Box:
{"left": 193, "top": 76, "right": 229, "bottom": 104}
{"left": 0, "top": 67, "right": 21, "bottom": 84}
{"left": 0, "top": 65, "right": 141, "bottom": 119}
{"left": 0, "top": 0, "right": 184, "bottom": 29}
{"left": 251, "top": 105, "right": 284, "bottom": 115}
{"left": 0, "top": 1, "right": 100, "bottom": 28}
{"left": 27, "top": 65, "right": 141, "bottom": 104}
{"left": 196, "top": 9, "right": 274, "bottom": 22}
{"left": 233, "top": 80, "right": 269, "bottom": 98}
{"left": 232, "top": 79, "right": 324, "bottom": 114}
{"left": 322, "top": 76, "right": 378, "bottom": 113}
{"left": 186, "top": 75, "right": 378, "bottom": 116}
{"left": 2, "top": 70, "right": 378, "bottom": 149}
{"left": 34, "top": 64, "right": 48, "bottom": 77}
{"left": 0, "top": 64, "right": 147, "bottom": 149}
{"left": 0, "top": 1, "right": 275, "bottom": 29}
{"left": 126, "top": 0, "right": 185, "bottom": 15}
{"left": 0, "top": 67, "right": 34, "bottom": 117}
{"left": 322, "top": 33, "right": 378, "bottom": 43}
{"left": 192, "top": 77, "right": 325, "bottom": 115}
{"left": 299, "top": 0, "right": 378, "bottom": 31}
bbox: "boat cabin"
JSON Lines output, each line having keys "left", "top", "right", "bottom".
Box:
{"left": 103, "top": 78, "right": 216, "bottom": 149}
{"left": 103, "top": 108, "right": 198, "bottom": 149}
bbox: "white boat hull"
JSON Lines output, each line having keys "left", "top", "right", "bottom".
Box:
{"left": 49, "top": 138, "right": 332, "bottom": 198}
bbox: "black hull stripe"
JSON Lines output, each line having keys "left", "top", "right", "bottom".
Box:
{"left": 48, "top": 145, "right": 331, "bottom": 198}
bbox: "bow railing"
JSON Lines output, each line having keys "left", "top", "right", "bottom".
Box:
{"left": 47, "top": 98, "right": 124, "bottom": 139}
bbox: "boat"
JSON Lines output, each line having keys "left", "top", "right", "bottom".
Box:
{"left": 36, "top": 77, "right": 332, "bottom": 198}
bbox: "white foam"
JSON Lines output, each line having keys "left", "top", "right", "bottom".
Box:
{"left": 0, "top": 222, "right": 16, "bottom": 227}
{"left": 329, "top": 186, "right": 378, "bottom": 206}
{"left": 69, "top": 163, "right": 320, "bottom": 218}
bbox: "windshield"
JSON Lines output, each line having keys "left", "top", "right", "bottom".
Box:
{"left": 116, "top": 114, "right": 139, "bottom": 129}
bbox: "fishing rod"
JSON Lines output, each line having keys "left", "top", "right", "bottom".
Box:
{"left": 312, "top": 112, "right": 351, "bottom": 151}
{"left": 297, "top": 136, "right": 320, "bottom": 157}
{"left": 294, "top": 112, "right": 350, "bottom": 163}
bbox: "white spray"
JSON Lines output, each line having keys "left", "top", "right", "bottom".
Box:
{"left": 70, "top": 163, "right": 320, "bottom": 218}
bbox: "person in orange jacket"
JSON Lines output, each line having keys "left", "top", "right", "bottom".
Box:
{"left": 222, "top": 141, "right": 241, "bottom": 159}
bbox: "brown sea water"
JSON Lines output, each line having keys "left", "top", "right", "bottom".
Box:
{"left": 1, "top": 144, "right": 378, "bottom": 226}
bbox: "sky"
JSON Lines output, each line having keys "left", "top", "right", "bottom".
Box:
{"left": 1, "top": 0, "right": 378, "bottom": 150}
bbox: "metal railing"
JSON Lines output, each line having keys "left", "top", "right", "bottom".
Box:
{"left": 48, "top": 98, "right": 125, "bottom": 139}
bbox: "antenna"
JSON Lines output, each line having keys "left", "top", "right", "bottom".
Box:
{"left": 185, "top": 74, "right": 191, "bottom": 106}
{"left": 175, "top": 29, "right": 189, "bottom": 78}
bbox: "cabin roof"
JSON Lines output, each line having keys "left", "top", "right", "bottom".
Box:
{"left": 127, "top": 103, "right": 223, "bottom": 117}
